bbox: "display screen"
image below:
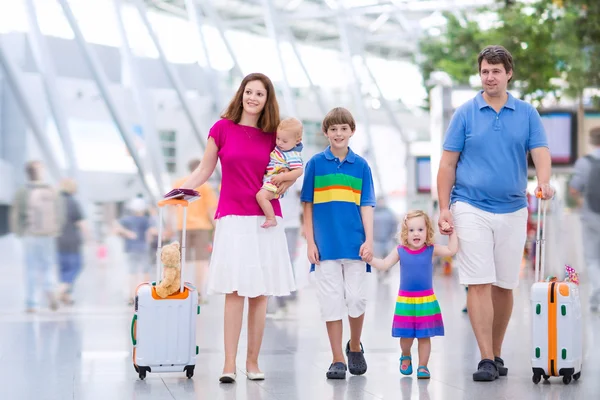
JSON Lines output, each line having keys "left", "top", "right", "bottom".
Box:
{"left": 527, "top": 111, "right": 577, "bottom": 166}
{"left": 416, "top": 157, "right": 431, "bottom": 193}
{"left": 541, "top": 112, "right": 574, "bottom": 164}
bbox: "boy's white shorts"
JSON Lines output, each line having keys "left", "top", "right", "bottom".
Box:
{"left": 452, "top": 201, "right": 528, "bottom": 290}
{"left": 314, "top": 259, "right": 368, "bottom": 322}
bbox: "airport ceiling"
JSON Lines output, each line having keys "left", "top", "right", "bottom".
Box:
{"left": 143, "top": 0, "right": 495, "bottom": 60}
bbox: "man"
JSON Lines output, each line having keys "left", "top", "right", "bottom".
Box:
{"left": 437, "top": 45, "right": 553, "bottom": 381}
{"left": 569, "top": 127, "right": 600, "bottom": 311}
{"left": 10, "top": 161, "right": 64, "bottom": 312}
{"left": 173, "top": 159, "right": 218, "bottom": 303}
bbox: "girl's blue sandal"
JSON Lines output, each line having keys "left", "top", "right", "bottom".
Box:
{"left": 417, "top": 366, "right": 431, "bottom": 379}
{"left": 399, "top": 355, "right": 413, "bottom": 375}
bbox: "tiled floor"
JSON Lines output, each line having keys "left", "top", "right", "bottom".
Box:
{"left": 1, "top": 234, "right": 599, "bottom": 400}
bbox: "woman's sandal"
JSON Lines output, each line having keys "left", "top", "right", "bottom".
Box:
{"left": 399, "top": 355, "right": 413, "bottom": 375}
{"left": 417, "top": 366, "right": 431, "bottom": 379}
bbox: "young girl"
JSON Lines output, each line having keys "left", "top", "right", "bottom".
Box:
{"left": 363, "top": 210, "right": 458, "bottom": 379}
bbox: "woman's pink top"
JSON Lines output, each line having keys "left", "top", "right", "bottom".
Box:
{"left": 209, "top": 119, "right": 282, "bottom": 219}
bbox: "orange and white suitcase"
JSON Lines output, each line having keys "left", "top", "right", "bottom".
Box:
{"left": 531, "top": 197, "right": 582, "bottom": 384}
{"left": 131, "top": 198, "right": 200, "bottom": 380}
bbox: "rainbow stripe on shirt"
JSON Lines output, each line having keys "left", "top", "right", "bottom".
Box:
{"left": 266, "top": 147, "right": 303, "bottom": 176}
{"left": 314, "top": 173, "right": 362, "bottom": 205}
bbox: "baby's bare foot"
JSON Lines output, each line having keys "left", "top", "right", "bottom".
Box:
{"left": 261, "top": 218, "right": 277, "bottom": 228}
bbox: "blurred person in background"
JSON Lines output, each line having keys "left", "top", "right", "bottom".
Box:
{"left": 146, "top": 206, "right": 172, "bottom": 279}
{"left": 113, "top": 197, "right": 152, "bottom": 305}
{"left": 10, "top": 161, "right": 65, "bottom": 312}
{"left": 569, "top": 127, "right": 600, "bottom": 312}
{"left": 56, "top": 178, "right": 89, "bottom": 305}
{"left": 267, "top": 179, "right": 302, "bottom": 319}
{"left": 173, "top": 159, "right": 218, "bottom": 304}
{"left": 373, "top": 196, "right": 398, "bottom": 282}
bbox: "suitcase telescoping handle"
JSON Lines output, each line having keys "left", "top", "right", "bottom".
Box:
{"left": 157, "top": 198, "right": 189, "bottom": 294}
{"left": 534, "top": 191, "right": 548, "bottom": 283}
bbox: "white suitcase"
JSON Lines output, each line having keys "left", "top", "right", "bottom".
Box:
{"left": 530, "top": 197, "right": 582, "bottom": 384}
{"left": 131, "top": 199, "right": 200, "bottom": 380}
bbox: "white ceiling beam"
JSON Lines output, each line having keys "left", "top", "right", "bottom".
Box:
{"left": 369, "top": 12, "right": 390, "bottom": 32}
{"left": 316, "top": 32, "right": 418, "bottom": 50}
{"left": 221, "top": 0, "right": 496, "bottom": 26}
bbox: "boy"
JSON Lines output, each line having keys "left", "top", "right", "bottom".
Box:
{"left": 301, "top": 107, "right": 376, "bottom": 379}
{"left": 256, "top": 117, "right": 304, "bottom": 228}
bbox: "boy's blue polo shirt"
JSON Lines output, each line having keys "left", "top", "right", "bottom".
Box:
{"left": 443, "top": 91, "right": 548, "bottom": 213}
{"left": 301, "top": 146, "right": 376, "bottom": 268}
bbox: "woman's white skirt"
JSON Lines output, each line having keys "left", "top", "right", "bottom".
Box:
{"left": 207, "top": 215, "right": 296, "bottom": 298}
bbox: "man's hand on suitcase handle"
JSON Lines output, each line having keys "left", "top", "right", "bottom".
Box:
{"left": 536, "top": 183, "right": 555, "bottom": 200}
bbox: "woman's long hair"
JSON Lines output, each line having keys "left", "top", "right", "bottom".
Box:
{"left": 221, "top": 73, "right": 280, "bottom": 133}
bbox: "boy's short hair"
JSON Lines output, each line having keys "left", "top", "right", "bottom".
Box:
{"left": 278, "top": 117, "right": 303, "bottom": 141}
{"left": 590, "top": 127, "right": 600, "bottom": 146}
{"left": 322, "top": 107, "right": 356, "bottom": 133}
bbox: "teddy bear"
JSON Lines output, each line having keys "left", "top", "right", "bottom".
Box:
{"left": 155, "top": 241, "right": 182, "bottom": 298}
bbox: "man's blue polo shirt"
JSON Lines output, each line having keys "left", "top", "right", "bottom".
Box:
{"left": 443, "top": 91, "right": 548, "bottom": 213}
{"left": 301, "top": 146, "right": 376, "bottom": 264}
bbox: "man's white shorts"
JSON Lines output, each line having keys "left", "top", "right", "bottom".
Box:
{"left": 452, "top": 201, "right": 528, "bottom": 290}
{"left": 314, "top": 259, "right": 367, "bottom": 322}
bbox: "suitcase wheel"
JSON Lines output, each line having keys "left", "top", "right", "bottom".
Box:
{"left": 138, "top": 366, "right": 150, "bottom": 380}
{"left": 184, "top": 365, "right": 195, "bottom": 379}
{"left": 532, "top": 374, "right": 541, "bottom": 384}
{"left": 543, "top": 374, "right": 549, "bottom": 381}
{"left": 573, "top": 371, "right": 581, "bottom": 381}
{"left": 563, "top": 375, "right": 572, "bottom": 384}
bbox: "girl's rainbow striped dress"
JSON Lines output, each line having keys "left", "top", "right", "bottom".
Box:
{"left": 392, "top": 245, "right": 444, "bottom": 338}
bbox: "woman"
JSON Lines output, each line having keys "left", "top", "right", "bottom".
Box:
{"left": 179, "top": 73, "right": 297, "bottom": 382}
{"left": 56, "top": 178, "right": 88, "bottom": 305}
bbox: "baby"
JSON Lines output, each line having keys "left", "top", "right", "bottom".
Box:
{"left": 256, "top": 118, "right": 304, "bottom": 228}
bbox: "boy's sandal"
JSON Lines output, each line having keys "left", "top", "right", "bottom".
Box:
{"left": 417, "top": 366, "right": 431, "bottom": 379}
{"left": 399, "top": 355, "right": 413, "bottom": 375}
{"left": 345, "top": 341, "right": 367, "bottom": 375}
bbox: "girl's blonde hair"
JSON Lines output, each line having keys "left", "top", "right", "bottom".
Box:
{"left": 398, "top": 210, "right": 435, "bottom": 247}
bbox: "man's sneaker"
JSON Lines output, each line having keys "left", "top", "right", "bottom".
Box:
{"left": 326, "top": 362, "right": 347, "bottom": 379}
{"left": 495, "top": 356, "right": 508, "bottom": 376}
{"left": 473, "top": 359, "right": 499, "bottom": 381}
